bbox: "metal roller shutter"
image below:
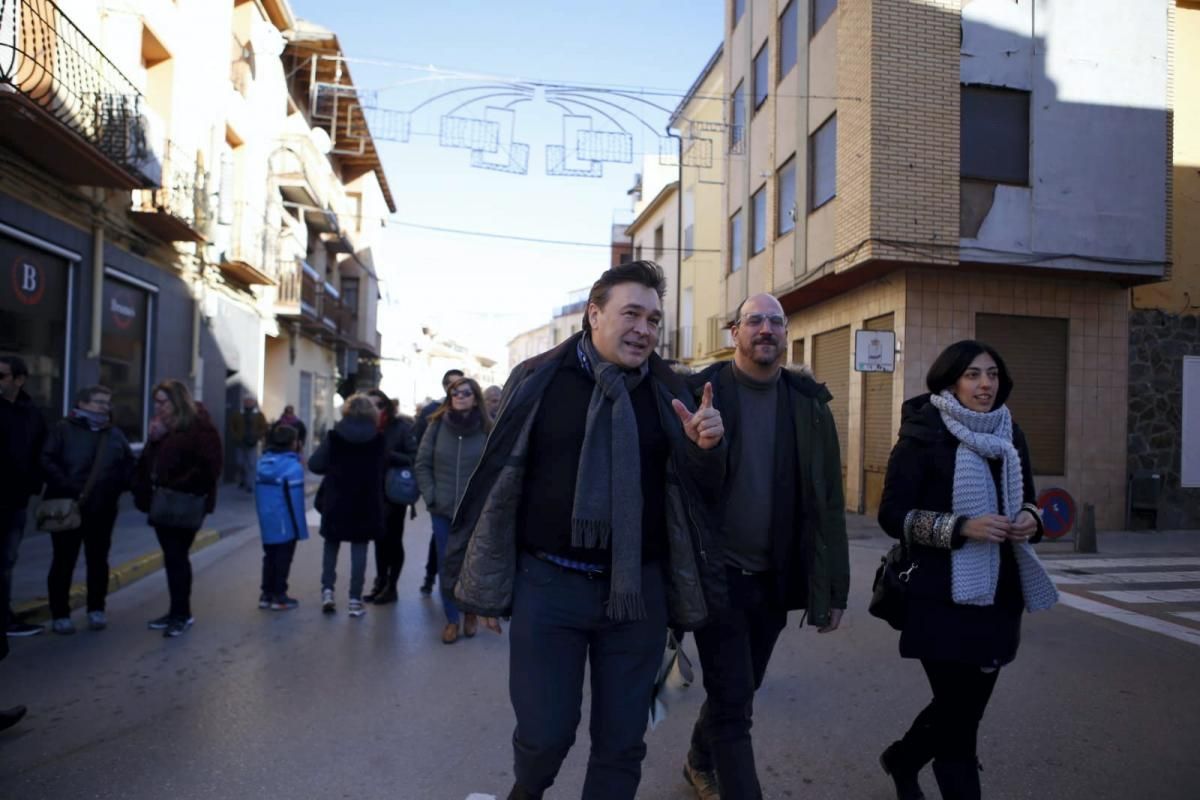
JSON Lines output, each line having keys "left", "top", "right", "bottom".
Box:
{"left": 974, "top": 314, "right": 1069, "bottom": 475}
{"left": 862, "top": 314, "right": 894, "bottom": 513}
{"left": 812, "top": 326, "right": 850, "bottom": 476}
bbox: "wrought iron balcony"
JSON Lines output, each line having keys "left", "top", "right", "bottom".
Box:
{"left": 216, "top": 202, "right": 276, "bottom": 286}
{"left": 0, "top": 0, "right": 159, "bottom": 188}
{"left": 130, "top": 140, "right": 206, "bottom": 242}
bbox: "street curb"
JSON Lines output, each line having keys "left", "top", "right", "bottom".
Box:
{"left": 12, "top": 528, "right": 223, "bottom": 625}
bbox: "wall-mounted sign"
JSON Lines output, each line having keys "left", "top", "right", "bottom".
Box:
{"left": 855, "top": 329, "right": 895, "bottom": 373}
{"left": 10, "top": 256, "right": 46, "bottom": 306}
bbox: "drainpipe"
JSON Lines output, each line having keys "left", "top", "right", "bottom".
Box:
{"left": 87, "top": 195, "right": 106, "bottom": 359}
{"left": 667, "top": 127, "right": 683, "bottom": 361}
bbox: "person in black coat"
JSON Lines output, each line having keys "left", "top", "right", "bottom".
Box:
{"left": 876, "top": 340, "right": 1057, "bottom": 800}
{"left": 309, "top": 394, "right": 387, "bottom": 618}
{"left": 40, "top": 385, "right": 135, "bottom": 633}
{"left": 364, "top": 388, "right": 417, "bottom": 605}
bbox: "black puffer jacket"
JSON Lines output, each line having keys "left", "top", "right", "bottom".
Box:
{"left": 0, "top": 389, "right": 48, "bottom": 511}
{"left": 877, "top": 394, "right": 1042, "bottom": 668}
{"left": 309, "top": 416, "right": 386, "bottom": 543}
{"left": 40, "top": 415, "right": 135, "bottom": 514}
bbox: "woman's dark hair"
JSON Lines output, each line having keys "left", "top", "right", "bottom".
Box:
{"left": 366, "top": 388, "right": 396, "bottom": 424}
{"left": 581, "top": 260, "right": 667, "bottom": 334}
{"left": 926, "top": 339, "right": 1013, "bottom": 408}
{"left": 430, "top": 376, "right": 494, "bottom": 433}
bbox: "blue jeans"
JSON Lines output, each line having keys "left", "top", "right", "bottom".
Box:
{"left": 430, "top": 514, "right": 459, "bottom": 624}
{"left": 509, "top": 553, "right": 668, "bottom": 799}
{"left": 321, "top": 539, "right": 367, "bottom": 600}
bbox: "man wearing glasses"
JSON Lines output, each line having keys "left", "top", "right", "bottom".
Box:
{"left": 0, "top": 355, "right": 49, "bottom": 638}
{"left": 681, "top": 294, "right": 849, "bottom": 800}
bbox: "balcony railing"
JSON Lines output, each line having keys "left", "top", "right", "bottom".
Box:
{"left": 131, "top": 139, "right": 205, "bottom": 241}
{"left": 217, "top": 202, "right": 276, "bottom": 285}
{"left": 0, "top": 0, "right": 158, "bottom": 186}
{"left": 277, "top": 259, "right": 321, "bottom": 319}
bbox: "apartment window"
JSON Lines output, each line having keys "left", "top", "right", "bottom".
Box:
{"left": 733, "top": 0, "right": 745, "bottom": 27}
{"left": 729, "top": 208, "right": 745, "bottom": 272}
{"left": 751, "top": 185, "right": 767, "bottom": 255}
{"left": 777, "top": 156, "right": 797, "bottom": 236}
{"left": 730, "top": 81, "right": 746, "bottom": 151}
{"left": 812, "top": 0, "right": 837, "bottom": 35}
{"left": 809, "top": 113, "right": 837, "bottom": 210}
{"left": 779, "top": 1, "right": 798, "bottom": 80}
{"left": 619, "top": 252, "right": 632, "bottom": 265}
{"left": 634, "top": 244, "right": 643, "bottom": 260}
{"left": 975, "top": 314, "right": 1068, "bottom": 474}
{"left": 683, "top": 188, "right": 695, "bottom": 258}
{"left": 753, "top": 43, "right": 769, "bottom": 111}
{"left": 961, "top": 85, "right": 1030, "bottom": 185}
{"left": 654, "top": 225, "right": 664, "bottom": 260}
{"left": 341, "top": 276, "right": 360, "bottom": 316}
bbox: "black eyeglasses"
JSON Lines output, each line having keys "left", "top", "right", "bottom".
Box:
{"left": 450, "top": 389, "right": 474, "bottom": 399}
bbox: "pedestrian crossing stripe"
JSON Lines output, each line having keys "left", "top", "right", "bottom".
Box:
{"left": 1049, "top": 571, "right": 1200, "bottom": 585}
{"left": 1057, "top": 592, "right": 1200, "bottom": 648}
{"left": 1044, "top": 557, "right": 1200, "bottom": 570}
{"left": 1091, "top": 588, "right": 1200, "bottom": 604}
{"left": 1172, "top": 611, "right": 1200, "bottom": 623}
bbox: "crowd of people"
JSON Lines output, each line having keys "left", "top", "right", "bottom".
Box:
{"left": 0, "top": 260, "right": 1061, "bottom": 800}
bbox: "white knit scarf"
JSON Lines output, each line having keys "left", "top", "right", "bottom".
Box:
{"left": 930, "top": 391, "right": 1058, "bottom": 612}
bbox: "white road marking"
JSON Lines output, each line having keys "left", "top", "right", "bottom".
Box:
{"left": 1045, "top": 557, "right": 1200, "bottom": 570}
{"left": 465, "top": 795, "right": 497, "bottom": 800}
{"left": 1171, "top": 611, "right": 1200, "bottom": 623}
{"left": 1050, "top": 571, "right": 1200, "bottom": 585}
{"left": 1058, "top": 592, "right": 1200, "bottom": 648}
{"left": 1091, "top": 588, "right": 1200, "bottom": 604}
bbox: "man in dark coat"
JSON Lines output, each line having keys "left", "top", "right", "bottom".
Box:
{"left": 40, "top": 384, "right": 135, "bottom": 633}
{"left": 412, "top": 367, "right": 464, "bottom": 595}
{"left": 0, "top": 476, "right": 26, "bottom": 731}
{"left": 0, "top": 355, "right": 48, "bottom": 637}
{"left": 683, "top": 293, "right": 850, "bottom": 800}
{"left": 443, "top": 261, "right": 727, "bottom": 800}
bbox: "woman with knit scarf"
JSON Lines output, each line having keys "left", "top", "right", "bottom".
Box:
{"left": 415, "top": 376, "right": 491, "bottom": 644}
{"left": 876, "top": 340, "right": 1058, "bottom": 800}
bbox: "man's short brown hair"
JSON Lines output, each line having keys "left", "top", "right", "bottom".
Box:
{"left": 581, "top": 260, "right": 667, "bottom": 334}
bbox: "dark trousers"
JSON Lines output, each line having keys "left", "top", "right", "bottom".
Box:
{"left": 689, "top": 568, "right": 788, "bottom": 799}
{"left": 509, "top": 553, "right": 668, "bottom": 800}
{"left": 423, "top": 533, "right": 438, "bottom": 586}
{"left": 47, "top": 506, "right": 118, "bottom": 618}
{"left": 373, "top": 504, "right": 407, "bottom": 588}
{"left": 260, "top": 540, "right": 298, "bottom": 598}
{"left": 154, "top": 526, "right": 199, "bottom": 619}
{"left": 898, "top": 659, "right": 999, "bottom": 765}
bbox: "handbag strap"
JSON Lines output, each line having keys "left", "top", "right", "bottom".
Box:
{"left": 78, "top": 428, "right": 112, "bottom": 506}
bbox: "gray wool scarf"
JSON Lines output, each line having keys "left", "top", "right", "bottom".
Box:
{"left": 930, "top": 391, "right": 1058, "bottom": 612}
{"left": 574, "top": 335, "right": 649, "bottom": 621}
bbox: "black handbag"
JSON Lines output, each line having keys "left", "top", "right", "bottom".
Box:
{"left": 869, "top": 542, "right": 919, "bottom": 631}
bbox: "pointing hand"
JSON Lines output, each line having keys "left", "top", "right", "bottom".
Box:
{"left": 671, "top": 382, "right": 724, "bottom": 450}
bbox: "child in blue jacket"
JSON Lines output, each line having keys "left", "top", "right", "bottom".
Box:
{"left": 255, "top": 424, "right": 308, "bottom": 610}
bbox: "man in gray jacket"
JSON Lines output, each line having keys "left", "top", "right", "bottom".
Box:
{"left": 443, "top": 261, "right": 727, "bottom": 800}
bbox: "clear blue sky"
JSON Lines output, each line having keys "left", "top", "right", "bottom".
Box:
{"left": 288, "top": 0, "right": 725, "bottom": 360}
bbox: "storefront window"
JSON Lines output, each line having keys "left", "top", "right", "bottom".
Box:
{"left": 0, "top": 234, "right": 70, "bottom": 423}
{"left": 100, "top": 274, "right": 152, "bottom": 443}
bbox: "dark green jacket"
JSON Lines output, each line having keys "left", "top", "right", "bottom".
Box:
{"left": 442, "top": 333, "right": 728, "bottom": 629}
{"left": 691, "top": 361, "right": 849, "bottom": 626}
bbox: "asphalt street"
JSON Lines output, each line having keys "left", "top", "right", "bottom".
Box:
{"left": 1, "top": 507, "right": 1198, "bottom": 799}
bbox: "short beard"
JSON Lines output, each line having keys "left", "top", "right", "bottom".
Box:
{"left": 740, "top": 338, "right": 780, "bottom": 366}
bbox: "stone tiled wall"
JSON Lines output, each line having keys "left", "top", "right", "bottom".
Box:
{"left": 1128, "top": 310, "right": 1200, "bottom": 528}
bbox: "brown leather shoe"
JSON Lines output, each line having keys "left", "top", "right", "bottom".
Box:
{"left": 463, "top": 614, "right": 478, "bottom": 638}
{"left": 441, "top": 623, "right": 459, "bottom": 644}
